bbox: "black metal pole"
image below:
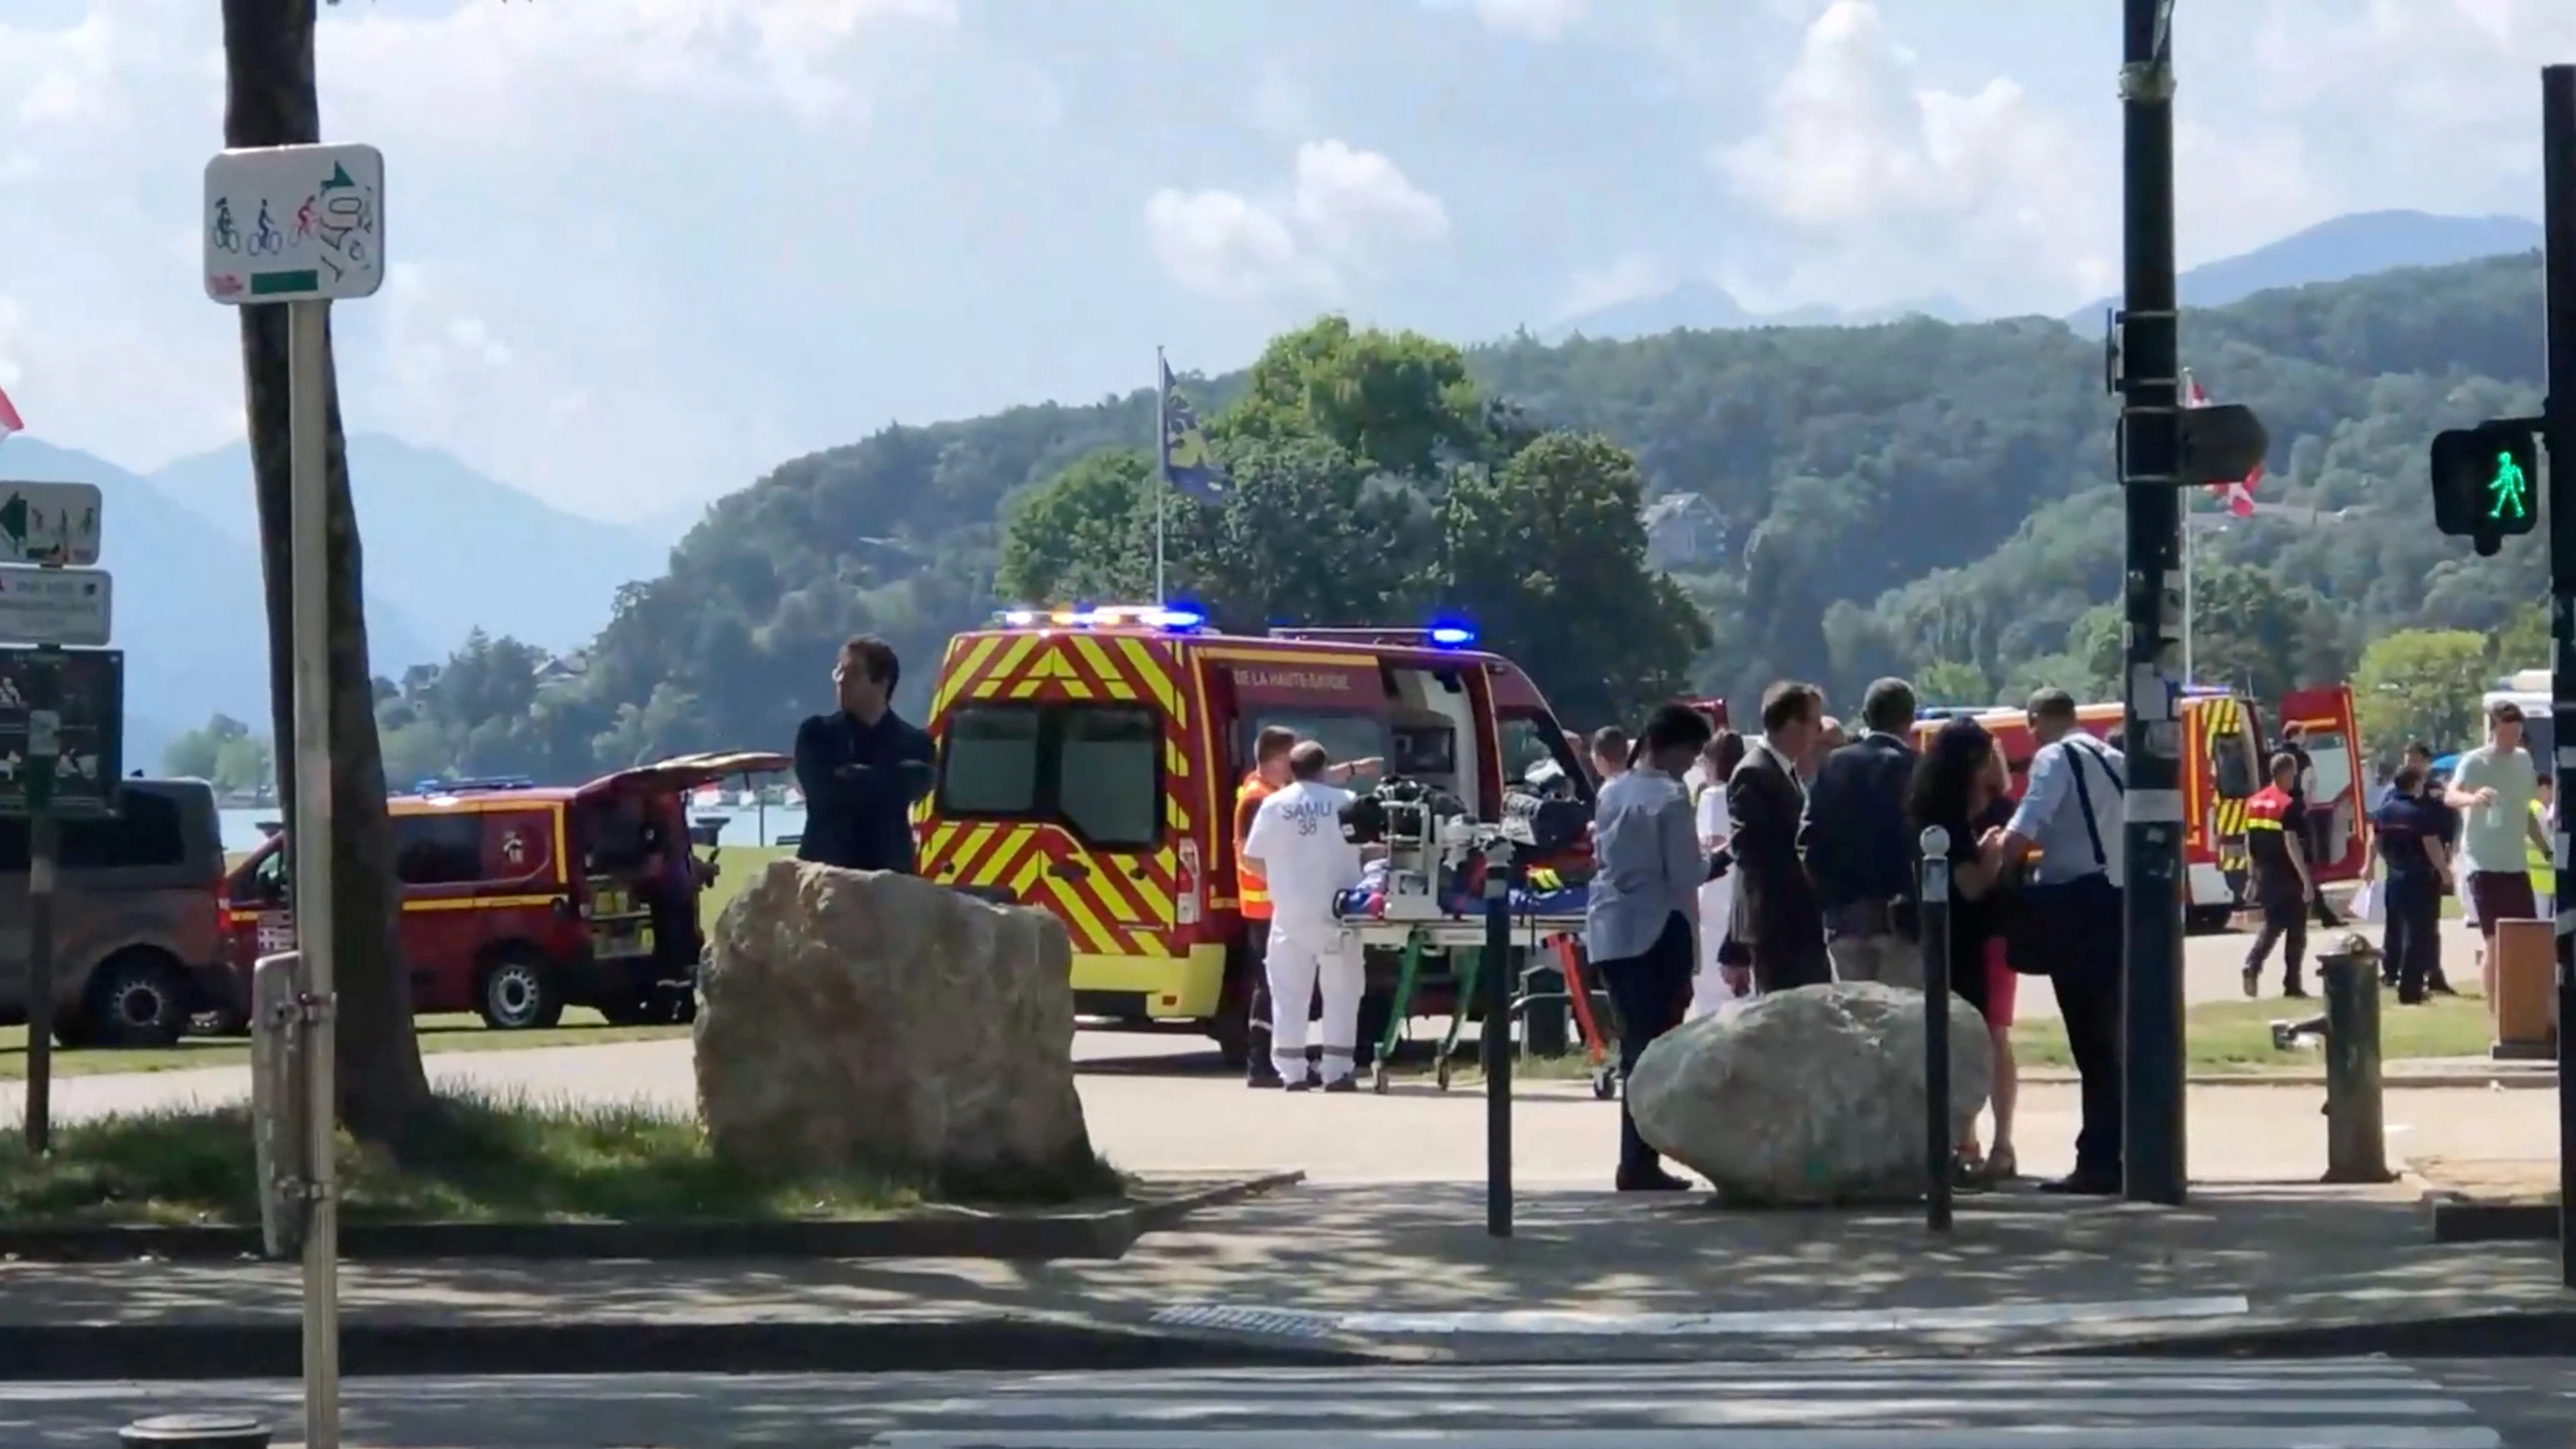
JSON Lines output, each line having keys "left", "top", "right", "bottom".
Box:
{"left": 2119, "top": 0, "right": 2189, "bottom": 1205}
{"left": 1920, "top": 827, "right": 1953, "bottom": 1233}
{"left": 21, "top": 646, "right": 59, "bottom": 1157}
{"left": 2540, "top": 63, "right": 2576, "bottom": 1287}
{"left": 1483, "top": 852, "right": 1515, "bottom": 1239}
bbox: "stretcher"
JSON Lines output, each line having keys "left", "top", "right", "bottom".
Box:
{"left": 1335, "top": 888, "right": 1617, "bottom": 1099}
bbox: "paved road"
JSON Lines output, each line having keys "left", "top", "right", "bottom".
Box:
{"left": 0, "top": 1358, "right": 2548, "bottom": 1448}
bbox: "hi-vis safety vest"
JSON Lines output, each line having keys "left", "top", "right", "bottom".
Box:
{"left": 1235, "top": 774, "right": 1274, "bottom": 920}
{"left": 2530, "top": 799, "right": 2556, "bottom": 894}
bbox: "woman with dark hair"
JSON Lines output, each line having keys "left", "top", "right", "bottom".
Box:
{"left": 1908, "top": 716, "right": 2021, "bottom": 1183}
{"left": 1689, "top": 729, "right": 1749, "bottom": 1017}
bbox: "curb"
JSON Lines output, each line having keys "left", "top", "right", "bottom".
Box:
{"left": 0, "top": 1170, "right": 1306, "bottom": 1265}
{"left": 2015, "top": 1069, "right": 2555, "bottom": 1089}
{"left": 2064, "top": 1309, "right": 2576, "bottom": 1360}
{"left": 0, "top": 1316, "right": 1381, "bottom": 1383}
{"left": 2416, "top": 1183, "right": 2561, "bottom": 1244}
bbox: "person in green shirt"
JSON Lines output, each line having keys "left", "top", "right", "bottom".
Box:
{"left": 2441, "top": 700, "right": 2552, "bottom": 998}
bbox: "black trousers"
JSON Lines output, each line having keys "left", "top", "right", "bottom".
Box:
{"left": 1598, "top": 912, "right": 1697, "bottom": 1176}
{"left": 2043, "top": 876, "right": 2124, "bottom": 1180}
{"left": 2245, "top": 878, "right": 2307, "bottom": 990}
{"left": 2382, "top": 875, "right": 2443, "bottom": 1003}
{"left": 1243, "top": 927, "right": 1276, "bottom": 1082}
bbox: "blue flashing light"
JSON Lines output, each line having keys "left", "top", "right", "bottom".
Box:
{"left": 1427, "top": 624, "right": 1477, "bottom": 648}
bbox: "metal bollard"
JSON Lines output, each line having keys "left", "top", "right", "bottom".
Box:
{"left": 248, "top": 951, "right": 313, "bottom": 1260}
{"left": 1918, "top": 825, "right": 1953, "bottom": 1233}
{"left": 2319, "top": 944, "right": 2392, "bottom": 1184}
{"left": 120, "top": 1414, "right": 271, "bottom": 1448}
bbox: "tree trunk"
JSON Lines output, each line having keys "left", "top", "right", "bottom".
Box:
{"left": 221, "top": 0, "right": 433, "bottom": 1145}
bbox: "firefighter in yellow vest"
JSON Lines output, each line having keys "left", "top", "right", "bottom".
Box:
{"left": 2531, "top": 777, "right": 2557, "bottom": 920}
{"left": 1235, "top": 727, "right": 1297, "bottom": 1087}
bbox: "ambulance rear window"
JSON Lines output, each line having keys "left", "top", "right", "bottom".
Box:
{"left": 938, "top": 703, "right": 1162, "bottom": 849}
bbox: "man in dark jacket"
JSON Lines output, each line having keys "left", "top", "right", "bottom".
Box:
{"left": 794, "top": 635, "right": 936, "bottom": 873}
{"left": 1803, "top": 676, "right": 1921, "bottom": 986}
{"left": 1724, "top": 681, "right": 1833, "bottom": 994}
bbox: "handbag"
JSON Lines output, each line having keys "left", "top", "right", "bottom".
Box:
{"left": 2004, "top": 737, "right": 2124, "bottom": 976}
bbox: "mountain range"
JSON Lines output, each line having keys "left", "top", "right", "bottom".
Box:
{"left": 0, "top": 434, "right": 674, "bottom": 770}
{"left": 1549, "top": 208, "right": 2544, "bottom": 341}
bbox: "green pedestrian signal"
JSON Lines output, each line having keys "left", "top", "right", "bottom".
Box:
{"left": 2430, "top": 423, "right": 2539, "bottom": 553}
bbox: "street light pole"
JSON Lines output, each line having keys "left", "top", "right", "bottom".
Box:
{"left": 2117, "top": 0, "right": 2190, "bottom": 1205}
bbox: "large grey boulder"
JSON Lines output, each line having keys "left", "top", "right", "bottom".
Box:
{"left": 1627, "top": 982, "right": 1992, "bottom": 1206}
{"left": 695, "top": 859, "right": 1095, "bottom": 1182}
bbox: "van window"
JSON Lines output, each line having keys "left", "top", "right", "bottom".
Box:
{"left": 2209, "top": 716, "right": 2261, "bottom": 801}
{"left": 938, "top": 703, "right": 1162, "bottom": 849}
{"left": 1498, "top": 713, "right": 1586, "bottom": 798}
{"left": 394, "top": 814, "right": 487, "bottom": 886}
{"left": 0, "top": 789, "right": 193, "bottom": 873}
{"left": 1235, "top": 711, "right": 1388, "bottom": 789}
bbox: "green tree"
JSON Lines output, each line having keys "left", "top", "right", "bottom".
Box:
{"left": 1161, "top": 435, "right": 1431, "bottom": 630}
{"left": 1440, "top": 432, "right": 1707, "bottom": 724}
{"left": 2354, "top": 628, "right": 2493, "bottom": 757}
{"left": 2494, "top": 601, "right": 2548, "bottom": 670}
{"left": 994, "top": 449, "right": 1157, "bottom": 606}
{"left": 162, "top": 712, "right": 252, "bottom": 781}
{"left": 212, "top": 731, "right": 275, "bottom": 796}
{"left": 1916, "top": 659, "right": 1991, "bottom": 706}
{"left": 2182, "top": 559, "right": 2349, "bottom": 701}
{"left": 1220, "top": 317, "right": 1489, "bottom": 478}
{"left": 223, "top": 0, "right": 431, "bottom": 1143}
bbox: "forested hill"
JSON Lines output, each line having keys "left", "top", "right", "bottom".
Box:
{"left": 348, "top": 251, "right": 2548, "bottom": 784}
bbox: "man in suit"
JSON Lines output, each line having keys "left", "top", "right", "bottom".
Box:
{"left": 1723, "top": 681, "right": 1832, "bottom": 994}
{"left": 1804, "top": 677, "right": 1922, "bottom": 988}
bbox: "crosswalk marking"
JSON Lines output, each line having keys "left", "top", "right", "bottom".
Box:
{"left": 1154, "top": 1293, "right": 2255, "bottom": 1337}
{"left": 857, "top": 1358, "right": 2502, "bottom": 1449}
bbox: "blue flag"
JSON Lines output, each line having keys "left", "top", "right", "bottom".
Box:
{"left": 1158, "top": 358, "right": 1228, "bottom": 504}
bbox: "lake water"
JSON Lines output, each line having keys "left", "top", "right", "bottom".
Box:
{"left": 216, "top": 806, "right": 810, "bottom": 854}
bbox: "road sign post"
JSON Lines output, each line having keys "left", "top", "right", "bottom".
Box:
{"left": 2112, "top": 0, "right": 2190, "bottom": 1206}
{"left": 0, "top": 478, "right": 114, "bottom": 1159}
{"left": 206, "top": 138, "right": 386, "bottom": 1449}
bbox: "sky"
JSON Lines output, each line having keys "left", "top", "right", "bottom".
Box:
{"left": 0, "top": 0, "right": 2570, "bottom": 523}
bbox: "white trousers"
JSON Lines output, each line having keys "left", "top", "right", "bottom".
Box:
{"left": 1268, "top": 915, "right": 1365, "bottom": 1083}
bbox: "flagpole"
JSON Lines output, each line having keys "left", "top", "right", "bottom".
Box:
{"left": 1153, "top": 345, "right": 1168, "bottom": 605}
{"left": 2181, "top": 504, "right": 2195, "bottom": 686}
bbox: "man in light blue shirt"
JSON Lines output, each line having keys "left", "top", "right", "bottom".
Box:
{"left": 1988, "top": 688, "right": 2125, "bottom": 1196}
{"left": 1586, "top": 703, "right": 1714, "bottom": 1193}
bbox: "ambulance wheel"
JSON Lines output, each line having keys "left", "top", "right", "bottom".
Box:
{"left": 477, "top": 948, "right": 564, "bottom": 1031}
{"left": 86, "top": 948, "right": 192, "bottom": 1050}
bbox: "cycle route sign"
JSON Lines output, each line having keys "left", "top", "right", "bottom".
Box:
{"left": 203, "top": 142, "right": 386, "bottom": 305}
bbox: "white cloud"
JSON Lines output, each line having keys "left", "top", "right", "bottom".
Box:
{"left": 1711, "top": 0, "right": 2112, "bottom": 311}
{"left": 1421, "top": 0, "right": 1590, "bottom": 43}
{"left": 1145, "top": 141, "right": 1450, "bottom": 302}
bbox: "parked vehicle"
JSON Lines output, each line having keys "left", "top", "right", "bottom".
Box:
{"left": 917, "top": 606, "right": 1591, "bottom": 1065}
{"left": 223, "top": 751, "right": 785, "bottom": 1030}
{"left": 0, "top": 777, "right": 229, "bottom": 1049}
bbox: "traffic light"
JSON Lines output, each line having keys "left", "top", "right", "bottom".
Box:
{"left": 2430, "top": 422, "right": 2539, "bottom": 554}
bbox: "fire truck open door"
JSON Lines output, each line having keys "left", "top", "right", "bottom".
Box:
{"left": 2276, "top": 685, "right": 2370, "bottom": 883}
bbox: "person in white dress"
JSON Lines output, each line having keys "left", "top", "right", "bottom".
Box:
{"left": 1690, "top": 729, "right": 1749, "bottom": 1017}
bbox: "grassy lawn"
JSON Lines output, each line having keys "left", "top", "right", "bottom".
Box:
{"left": 0, "top": 1092, "right": 1125, "bottom": 1228}
{"left": 1450, "top": 989, "right": 2495, "bottom": 1082}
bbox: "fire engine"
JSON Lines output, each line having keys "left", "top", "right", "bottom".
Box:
{"left": 1916, "top": 684, "right": 2366, "bottom": 928}
{"left": 914, "top": 605, "right": 1592, "bottom": 1064}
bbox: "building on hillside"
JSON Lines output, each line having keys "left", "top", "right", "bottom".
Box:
{"left": 1642, "top": 492, "right": 1726, "bottom": 572}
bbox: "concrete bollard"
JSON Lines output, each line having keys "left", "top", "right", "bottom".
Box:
{"left": 2318, "top": 941, "right": 2393, "bottom": 1184}
{"left": 120, "top": 1414, "right": 271, "bottom": 1449}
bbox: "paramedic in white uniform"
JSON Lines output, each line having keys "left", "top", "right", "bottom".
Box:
{"left": 1241, "top": 740, "right": 1367, "bottom": 1091}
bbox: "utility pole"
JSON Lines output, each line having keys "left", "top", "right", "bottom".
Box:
{"left": 2115, "top": 0, "right": 2190, "bottom": 1205}
{"left": 2539, "top": 64, "right": 2576, "bottom": 1285}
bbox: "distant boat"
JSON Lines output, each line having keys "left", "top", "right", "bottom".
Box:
{"left": 784, "top": 788, "right": 804, "bottom": 808}
{"left": 691, "top": 785, "right": 720, "bottom": 808}
{"left": 737, "top": 789, "right": 758, "bottom": 807}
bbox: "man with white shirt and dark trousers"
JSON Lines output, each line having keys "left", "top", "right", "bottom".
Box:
{"left": 1586, "top": 703, "right": 1716, "bottom": 1193}
{"left": 1985, "top": 688, "right": 2128, "bottom": 1196}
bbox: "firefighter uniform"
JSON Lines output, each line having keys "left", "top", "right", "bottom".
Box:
{"left": 2242, "top": 780, "right": 2309, "bottom": 998}
{"left": 1234, "top": 773, "right": 1280, "bottom": 1086}
{"left": 1241, "top": 779, "right": 1365, "bottom": 1090}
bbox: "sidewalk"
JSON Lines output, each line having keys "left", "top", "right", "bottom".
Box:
{"left": 2, "top": 1174, "right": 2567, "bottom": 1376}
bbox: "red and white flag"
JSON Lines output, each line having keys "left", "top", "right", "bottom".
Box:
{"left": 2182, "top": 371, "right": 2258, "bottom": 518}
{"left": 0, "top": 384, "right": 21, "bottom": 443}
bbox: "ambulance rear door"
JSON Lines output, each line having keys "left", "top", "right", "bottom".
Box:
{"left": 921, "top": 630, "right": 1185, "bottom": 959}
{"left": 1199, "top": 647, "right": 1393, "bottom": 912}
{"left": 2278, "top": 684, "right": 2371, "bottom": 883}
